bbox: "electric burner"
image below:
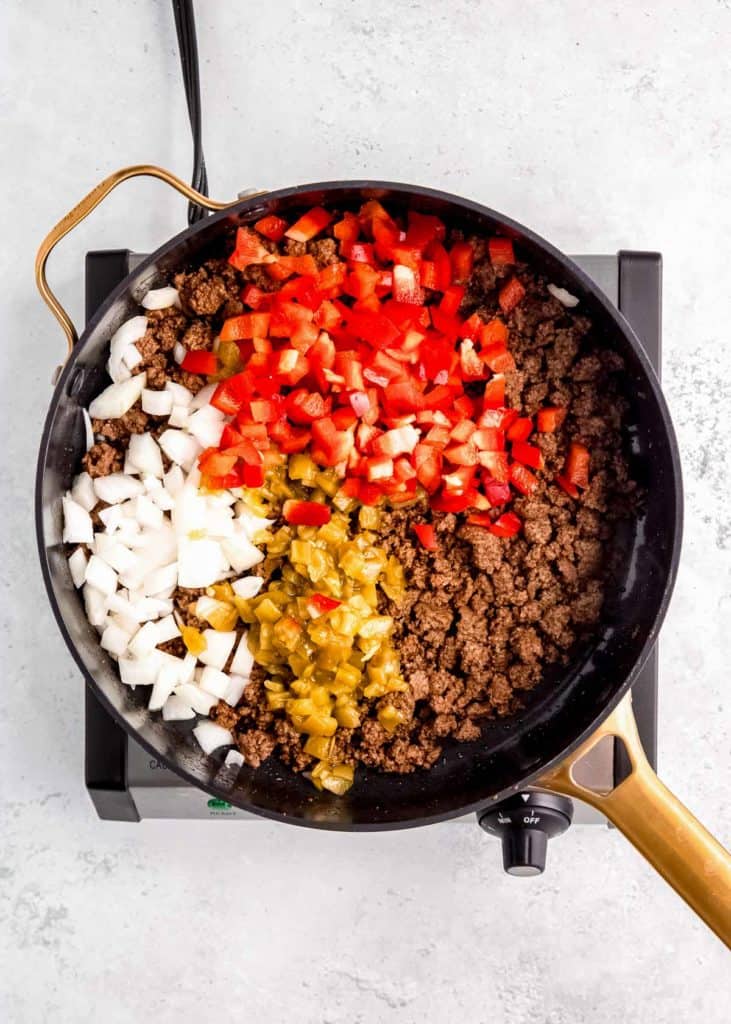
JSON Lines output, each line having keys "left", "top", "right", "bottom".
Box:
{"left": 83, "top": 248, "right": 662, "bottom": 865}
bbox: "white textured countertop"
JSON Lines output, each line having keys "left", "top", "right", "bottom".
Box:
{"left": 1, "top": 1, "right": 730, "bottom": 1020}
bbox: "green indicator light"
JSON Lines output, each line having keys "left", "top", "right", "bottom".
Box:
{"left": 207, "top": 798, "right": 232, "bottom": 810}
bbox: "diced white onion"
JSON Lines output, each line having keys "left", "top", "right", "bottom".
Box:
{"left": 68, "top": 547, "right": 88, "bottom": 588}
{"left": 88, "top": 372, "right": 147, "bottom": 420}
{"left": 148, "top": 663, "right": 180, "bottom": 711}
{"left": 83, "top": 584, "right": 108, "bottom": 628}
{"left": 62, "top": 493, "right": 94, "bottom": 543}
{"left": 190, "top": 382, "right": 217, "bottom": 410}
{"left": 151, "top": 488, "right": 176, "bottom": 512}
{"left": 142, "top": 286, "right": 180, "bottom": 310}
{"left": 180, "top": 652, "right": 197, "bottom": 685}
{"left": 174, "top": 682, "right": 219, "bottom": 715}
{"left": 158, "top": 429, "right": 201, "bottom": 471}
{"left": 94, "top": 534, "right": 138, "bottom": 574}
{"left": 224, "top": 748, "right": 244, "bottom": 768}
{"left": 187, "top": 405, "right": 225, "bottom": 449}
{"left": 164, "top": 381, "right": 194, "bottom": 407}
{"left": 141, "top": 388, "right": 173, "bottom": 416}
{"left": 101, "top": 621, "right": 133, "bottom": 657}
{"left": 168, "top": 405, "right": 190, "bottom": 429}
{"left": 127, "top": 620, "right": 161, "bottom": 659}
{"left": 133, "top": 494, "right": 163, "bottom": 530}
{"left": 127, "top": 433, "right": 164, "bottom": 478}
{"left": 99, "top": 504, "right": 125, "bottom": 532}
{"left": 163, "top": 464, "right": 185, "bottom": 498}
{"left": 93, "top": 473, "right": 145, "bottom": 504}
{"left": 547, "top": 283, "right": 580, "bottom": 307}
{"left": 162, "top": 694, "right": 196, "bottom": 721}
{"left": 154, "top": 613, "right": 180, "bottom": 644}
{"left": 118, "top": 651, "right": 163, "bottom": 687}
{"left": 193, "top": 720, "right": 234, "bottom": 755}
{"left": 230, "top": 634, "right": 254, "bottom": 678}
{"left": 71, "top": 471, "right": 97, "bottom": 512}
{"left": 221, "top": 534, "right": 264, "bottom": 573}
{"left": 106, "top": 316, "right": 147, "bottom": 382}
{"left": 173, "top": 342, "right": 186, "bottom": 364}
{"left": 232, "top": 576, "right": 263, "bottom": 599}
{"left": 197, "top": 629, "right": 237, "bottom": 671}
{"left": 199, "top": 666, "right": 231, "bottom": 699}
{"left": 122, "top": 346, "right": 144, "bottom": 370}
{"left": 223, "top": 674, "right": 249, "bottom": 707}
{"left": 177, "top": 538, "right": 229, "bottom": 588}
{"left": 84, "top": 554, "right": 118, "bottom": 596}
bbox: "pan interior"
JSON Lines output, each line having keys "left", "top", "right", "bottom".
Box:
{"left": 37, "top": 183, "right": 680, "bottom": 828}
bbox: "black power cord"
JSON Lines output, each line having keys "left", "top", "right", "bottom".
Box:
{"left": 172, "top": 0, "right": 209, "bottom": 224}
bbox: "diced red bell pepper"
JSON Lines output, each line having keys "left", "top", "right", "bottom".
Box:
{"left": 210, "top": 373, "right": 250, "bottom": 415}
{"left": 488, "top": 512, "right": 522, "bottom": 537}
{"left": 198, "top": 448, "right": 237, "bottom": 478}
{"left": 286, "top": 389, "right": 327, "bottom": 424}
{"left": 357, "top": 481, "right": 383, "bottom": 505}
{"left": 181, "top": 350, "right": 217, "bottom": 376}
{"left": 537, "top": 406, "right": 567, "bottom": 433}
{"left": 453, "top": 394, "right": 475, "bottom": 419}
{"left": 285, "top": 207, "right": 333, "bottom": 242}
{"left": 282, "top": 499, "right": 332, "bottom": 526}
{"left": 430, "top": 307, "right": 462, "bottom": 341}
{"left": 511, "top": 440, "right": 544, "bottom": 471}
{"left": 479, "top": 451, "right": 510, "bottom": 481}
{"left": 392, "top": 264, "right": 423, "bottom": 305}
{"left": 414, "top": 443, "right": 443, "bottom": 493}
{"left": 460, "top": 339, "right": 486, "bottom": 380}
{"left": 241, "top": 284, "right": 271, "bottom": 310}
{"left": 394, "top": 456, "right": 416, "bottom": 481}
{"left": 269, "top": 299, "right": 314, "bottom": 338}
{"left": 556, "top": 474, "right": 580, "bottom": 499}
{"left": 311, "top": 417, "right": 354, "bottom": 466}
{"left": 461, "top": 312, "right": 484, "bottom": 341}
{"left": 269, "top": 255, "right": 319, "bottom": 280}
{"left": 381, "top": 377, "right": 426, "bottom": 414}
{"left": 372, "top": 425, "right": 420, "bottom": 458}
{"left": 331, "top": 407, "right": 358, "bottom": 430}
{"left": 405, "top": 211, "right": 445, "bottom": 249}
{"left": 430, "top": 490, "right": 475, "bottom": 513}
{"left": 479, "top": 318, "right": 509, "bottom": 346}
{"left": 449, "top": 242, "right": 474, "bottom": 284}
{"left": 450, "top": 419, "right": 477, "bottom": 442}
{"left": 482, "top": 374, "right": 506, "bottom": 408}
{"left": 506, "top": 417, "right": 533, "bottom": 443}
{"left": 228, "top": 227, "right": 277, "bottom": 270}
{"left": 366, "top": 454, "right": 394, "bottom": 481}
{"left": 443, "top": 442, "right": 479, "bottom": 466}
{"left": 483, "top": 478, "right": 511, "bottom": 505}
{"left": 509, "top": 462, "right": 538, "bottom": 495}
{"left": 270, "top": 421, "right": 311, "bottom": 454}
{"left": 413, "top": 523, "right": 438, "bottom": 551}
{"left": 498, "top": 277, "right": 526, "bottom": 313}
{"left": 488, "top": 237, "right": 515, "bottom": 266}
{"left": 250, "top": 398, "right": 283, "bottom": 423}
{"left": 342, "top": 241, "right": 375, "bottom": 264}
{"left": 255, "top": 215, "right": 288, "bottom": 242}
{"left": 345, "top": 263, "right": 380, "bottom": 300}
{"left": 308, "top": 593, "right": 342, "bottom": 615}
{"left": 242, "top": 463, "right": 265, "bottom": 488}
{"left": 348, "top": 310, "right": 401, "bottom": 349}
{"left": 439, "top": 285, "right": 465, "bottom": 316}
{"left": 274, "top": 348, "right": 309, "bottom": 386}
{"left": 333, "top": 212, "right": 360, "bottom": 245}
{"left": 481, "top": 343, "right": 516, "bottom": 374}
{"left": 316, "top": 262, "right": 348, "bottom": 295}
{"left": 220, "top": 312, "right": 271, "bottom": 341}
{"left": 472, "top": 427, "right": 504, "bottom": 451}
{"left": 419, "top": 260, "right": 437, "bottom": 290}
{"left": 426, "top": 242, "right": 452, "bottom": 291}
{"left": 314, "top": 300, "right": 342, "bottom": 331}
{"left": 564, "top": 442, "right": 590, "bottom": 488}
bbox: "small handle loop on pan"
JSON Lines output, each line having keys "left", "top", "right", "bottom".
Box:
{"left": 35, "top": 164, "right": 241, "bottom": 364}
{"left": 539, "top": 693, "right": 731, "bottom": 948}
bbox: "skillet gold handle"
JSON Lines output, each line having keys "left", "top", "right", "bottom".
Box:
{"left": 35, "top": 164, "right": 241, "bottom": 364}
{"left": 539, "top": 692, "right": 731, "bottom": 948}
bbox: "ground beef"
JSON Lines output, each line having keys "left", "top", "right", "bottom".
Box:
{"left": 82, "top": 441, "right": 121, "bottom": 478}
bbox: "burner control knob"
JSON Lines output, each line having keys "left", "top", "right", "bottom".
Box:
{"left": 477, "top": 792, "right": 573, "bottom": 876}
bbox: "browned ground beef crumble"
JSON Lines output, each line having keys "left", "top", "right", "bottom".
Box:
{"left": 80, "top": 221, "right": 639, "bottom": 779}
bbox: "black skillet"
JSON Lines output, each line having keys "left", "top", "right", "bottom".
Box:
{"left": 34, "top": 166, "right": 731, "bottom": 945}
